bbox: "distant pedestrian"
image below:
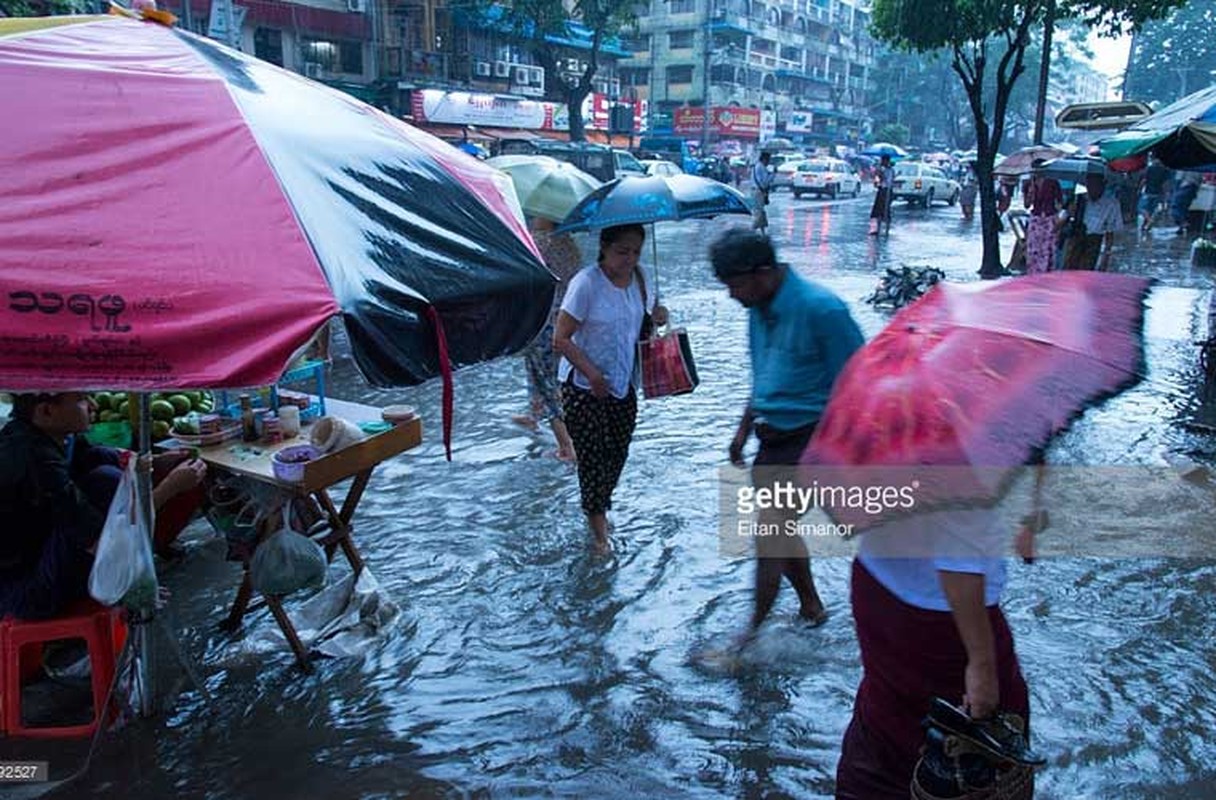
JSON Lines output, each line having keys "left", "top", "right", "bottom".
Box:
{"left": 1077, "top": 175, "right": 1124, "bottom": 271}
{"left": 711, "top": 228, "right": 864, "bottom": 647}
{"left": 1023, "top": 160, "right": 1063, "bottom": 274}
{"left": 1170, "top": 171, "right": 1202, "bottom": 235}
{"left": 959, "top": 162, "right": 978, "bottom": 220}
{"left": 868, "top": 154, "right": 894, "bottom": 235}
{"left": 1138, "top": 156, "right": 1171, "bottom": 231}
{"left": 751, "top": 153, "right": 774, "bottom": 234}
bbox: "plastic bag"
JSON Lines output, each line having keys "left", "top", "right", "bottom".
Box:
{"left": 88, "top": 456, "right": 159, "bottom": 612}
{"left": 249, "top": 505, "right": 327, "bottom": 596}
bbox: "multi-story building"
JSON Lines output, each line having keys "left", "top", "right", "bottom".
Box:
{"left": 163, "top": 0, "right": 639, "bottom": 140}
{"left": 620, "top": 0, "right": 875, "bottom": 148}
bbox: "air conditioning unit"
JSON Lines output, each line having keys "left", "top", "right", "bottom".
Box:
{"left": 474, "top": 61, "right": 493, "bottom": 77}
{"left": 529, "top": 66, "right": 545, "bottom": 90}
{"left": 566, "top": 57, "right": 581, "bottom": 73}
{"left": 303, "top": 62, "right": 323, "bottom": 78}
{"left": 494, "top": 60, "right": 511, "bottom": 78}
{"left": 346, "top": 0, "right": 365, "bottom": 12}
{"left": 515, "top": 66, "right": 530, "bottom": 85}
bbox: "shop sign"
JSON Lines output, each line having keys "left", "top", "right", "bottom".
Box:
{"left": 673, "top": 106, "right": 762, "bottom": 138}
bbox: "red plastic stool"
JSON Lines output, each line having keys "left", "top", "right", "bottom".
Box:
{"left": 1, "top": 602, "right": 127, "bottom": 739}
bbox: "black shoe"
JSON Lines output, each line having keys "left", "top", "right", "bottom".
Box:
{"left": 927, "top": 697, "right": 1046, "bottom": 766}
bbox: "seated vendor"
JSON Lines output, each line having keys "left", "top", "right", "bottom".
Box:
{"left": 0, "top": 392, "right": 207, "bottom": 620}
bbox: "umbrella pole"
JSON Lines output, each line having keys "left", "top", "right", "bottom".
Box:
{"left": 135, "top": 393, "right": 155, "bottom": 717}
{"left": 651, "top": 224, "right": 660, "bottom": 307}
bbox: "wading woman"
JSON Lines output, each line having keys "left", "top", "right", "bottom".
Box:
{"left": 553, "top": 224, "right": 667, "bottom": 552}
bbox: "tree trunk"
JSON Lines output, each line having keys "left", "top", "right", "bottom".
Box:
{"left": 1032, "top": 0, "right": 1055, "bottom": 145}
{"left": 567, "top": 89, "right": 589, "bottom": 141}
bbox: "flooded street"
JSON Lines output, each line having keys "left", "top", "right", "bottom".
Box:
{"left": 19, "top": 189, "right": 1216, "bottom": 799}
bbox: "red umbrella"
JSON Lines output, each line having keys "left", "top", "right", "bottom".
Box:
{"left": 801, "top": 272, "right": 1152, "bottom": 530}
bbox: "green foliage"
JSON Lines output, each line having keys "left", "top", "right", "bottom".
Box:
{"left": 874, "top": 122, "right": 911, "bottom": 145}
{"left": 0, "top": 0, "right": 90, "bottom": 15}
{"left": 1125, "top": 0, "right": 1216, "bottom": 104}
{"left": 870, "top": 0, "right": 1182, "bottom": 275}
{"left": 488, "top": 0, "right": 639, "bottom": 139}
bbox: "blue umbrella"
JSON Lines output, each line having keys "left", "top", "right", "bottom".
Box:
{"left": 860, "top": 142, "right": 909, "bottom": 159}
{"left": 554, "top": 174, "right": 751, "bottom": 233}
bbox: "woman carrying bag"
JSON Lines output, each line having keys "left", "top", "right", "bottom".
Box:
{"left": 553, "top": 224, "right": 668, "bottom": 553}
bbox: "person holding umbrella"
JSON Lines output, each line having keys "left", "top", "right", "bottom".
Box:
{"left": 1023, "top": 159, "right": 1063, "bottom": 274}
{"left": 869, "top": 154, "right": 895, "bottom": 235}
{"left": 553, "top": 225, "right": 668, "bottom": 552}
{"left": 711, "top": 228, "right": 864, "bottom": 642}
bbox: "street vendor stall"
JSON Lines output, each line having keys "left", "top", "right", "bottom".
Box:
{"left": 165, "top": 398, "right": 421, "bottom": 670}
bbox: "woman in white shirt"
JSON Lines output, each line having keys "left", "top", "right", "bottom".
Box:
{"left": 553, "top": 224, "right": 668, "bottom": 552}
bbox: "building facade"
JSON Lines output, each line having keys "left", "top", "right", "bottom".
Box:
{"left": 619, "top": 0, "right": 875, "bottom": 147}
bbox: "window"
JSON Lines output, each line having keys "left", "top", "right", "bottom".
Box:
{"left": 668, "top": 30, "right": 694, "bottom": 49}
{"left": 666, "top": 64, "right": 694, "bottom": 84}
{"left": 254, "top": 28, "right": 283, "bottom": 66}
{"left": 668, "top": 0, "right": 696, "bottom": 13}
{"left": 301, "top": 38, "right": 363, "bottom": 75}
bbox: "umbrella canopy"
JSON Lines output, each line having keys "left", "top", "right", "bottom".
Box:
{"left": 487, "top": 155, "right": 602, "bottom": 223}
{"left": 0, "top": 15, "right": 553, "bottom": 392}
{"left": 860, "top": 142, "right": 909, "bottom": 159}
{"left": 554, "top": 174, "right": 751, "bottom": 233}
{"left": 992, "top": 144, "right": 1071, "bottom": 176}
{"left": 1099, "top": 85, "right": 1216, "bottom": 170}
{"left": 1033, "top": 155, "right": 1108, "bottom": 184}
{"left": 802, "top": 272, "right": 1151, "bottom": 530}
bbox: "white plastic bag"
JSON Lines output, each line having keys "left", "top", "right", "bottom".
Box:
{"left": 249, "top": 505, "right": 327, "bottom": 596}
{"left": 88, "top": 456, "right": 159, "bottom": 612}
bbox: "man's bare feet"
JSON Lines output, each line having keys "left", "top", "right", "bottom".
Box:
{"left": 798, "top": 605, "right": 829, "bottom": 628}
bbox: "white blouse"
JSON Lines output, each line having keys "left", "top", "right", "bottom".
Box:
{"left": 557, "top": 265, "right": 654, "bottom": 399}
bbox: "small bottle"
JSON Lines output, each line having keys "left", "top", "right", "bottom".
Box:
{"left": 262, "top": 414, "right": 283, "bottom": 444}
{"left": 239, "top": 394, "right": 258, "bottom": 442}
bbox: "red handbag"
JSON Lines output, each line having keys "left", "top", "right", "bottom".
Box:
{"left": 638, "top": 328, "right": 699, "bottom": 399}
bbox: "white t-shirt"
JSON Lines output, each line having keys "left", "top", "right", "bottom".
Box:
{"left": 857, "top": 507, "right": 1008, "bottom": 612}
{"left": 558, "top": 265, "right": 654, "bottom": 399}
{"left": 1083, "top": 192, "right": 1124, "bottom": 235}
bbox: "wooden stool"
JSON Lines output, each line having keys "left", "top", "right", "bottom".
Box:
{"left": 1, "top": 603, "right": 126, "bottom": 739}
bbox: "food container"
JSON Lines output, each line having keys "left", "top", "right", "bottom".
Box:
{"left": 272, "top": 444, "right": 321, "bottom": 482}
{"left": 381, "top": 405, "right": 417, "bottom": 425}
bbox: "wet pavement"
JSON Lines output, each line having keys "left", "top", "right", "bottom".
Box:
{"left": 10, "top": 187, "right": 1216, "bottom": 799}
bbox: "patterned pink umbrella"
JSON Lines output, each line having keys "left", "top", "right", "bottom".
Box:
{"left": 802, "top": 272, "right": 1152, "bottom": 530}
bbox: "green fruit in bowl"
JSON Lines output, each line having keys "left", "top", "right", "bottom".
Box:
{"left": 167, "top": 394, "right": 192, "bottom": 415}
{"left": 151, "top": 420, "right": 171, "bottom": 439}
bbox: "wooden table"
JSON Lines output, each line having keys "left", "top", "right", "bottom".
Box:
{"left": 176, "top": 398, "right": 421, "bottom": 670}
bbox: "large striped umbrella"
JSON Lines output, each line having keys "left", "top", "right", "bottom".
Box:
{"left": 0, "top": 13, "right": 553, "bottom": 399}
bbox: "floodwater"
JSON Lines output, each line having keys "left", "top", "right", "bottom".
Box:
{"left": 10, "top": 189, "right": 1216, "bottom": 799}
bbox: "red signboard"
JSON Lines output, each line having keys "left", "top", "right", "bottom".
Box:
{"left": 673, "top": 106, "right": 762, "bottom": 138}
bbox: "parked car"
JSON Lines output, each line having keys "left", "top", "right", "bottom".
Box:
{"left": 495, "top": 138, "right": 616, "bottom": 182}
{"left": 892, "top": 162, "right": 961, "bottom": 207}
{"left": 791, "top": 158, "right": 863, "bottom": 199}
{"left": 640, "top": 159, "right": 682, "bottom": 177}
{"left": 614, "top": 148, "right": 647, "bottom": 178}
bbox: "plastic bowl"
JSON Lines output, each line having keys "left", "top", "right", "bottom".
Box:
{"left": 272, "top": 444, "right": 321, "bottom": 482}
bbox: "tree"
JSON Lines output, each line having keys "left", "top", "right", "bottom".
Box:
{"left": 874, "top": 122, "right": 911, "bottom": 145}
{"left": 870, "top": 0, "right": 1183, "bottom": 278}
{"left": 495, "top": 0, "right": 637, "bottom": 141}
{"left": 1124, "top": 0, "right": 1216, "bottom": 104}
{"left": 0, "top": 0, "right": 91, "bottom": 15}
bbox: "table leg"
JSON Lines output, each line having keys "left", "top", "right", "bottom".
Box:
{"left": 264, "top": 594, "right": 314, "bottom": 672}
{"left": 220, "top": 569, "right": 254, "bottom": 632}
{"left": 314, "top": 483, "right": 366, "bottom": 576}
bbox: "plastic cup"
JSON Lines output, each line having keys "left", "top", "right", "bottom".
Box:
{"left": 279, "top": 405, "right": 301, "bottom": 438}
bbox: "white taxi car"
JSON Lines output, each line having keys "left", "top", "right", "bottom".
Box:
{"left": 791, "top": 158, "right": 863, "bottom": 199}
{"left": 892, "top": 162, "right": 961, "bottom": 207}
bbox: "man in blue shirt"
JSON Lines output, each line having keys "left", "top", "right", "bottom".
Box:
{"left": 711, "top": 228, "right": 864, "bottom": 644}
